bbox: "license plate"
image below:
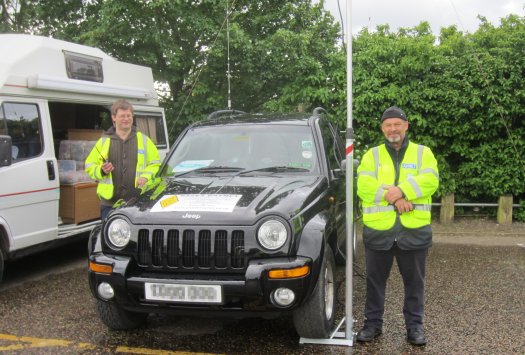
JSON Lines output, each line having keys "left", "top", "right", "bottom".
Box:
{"left": 144, "top": 283, "right": 222, "bottom": 304}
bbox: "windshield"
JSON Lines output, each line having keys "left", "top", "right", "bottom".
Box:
{"left": 162, "top": 124, "right": 318, "bottom": 176}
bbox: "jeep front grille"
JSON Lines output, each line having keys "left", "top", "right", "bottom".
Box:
{"left": 137, "top": 228, "right": 245, "bottom": 269}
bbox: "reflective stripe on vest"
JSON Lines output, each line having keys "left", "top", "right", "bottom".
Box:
{"left": 136, "top": 133, "right": 147, "bottom": 179}
{"left": 363, "top": 204, "right": 431, "bottom": 214}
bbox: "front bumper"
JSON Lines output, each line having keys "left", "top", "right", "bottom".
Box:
{"left": 88, "top": 253, "right": 314, "bottom": 316}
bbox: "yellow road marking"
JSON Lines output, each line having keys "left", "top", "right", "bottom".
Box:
{"left": 0, "top": 333, "right": 221, "bottom": 354}
{"left": 116, "top": 346, "right": 220, "bottom": 354}
{"left": 0, "top": 344, "right": 25, "bottom": 351}
{"left": 77, "top": 342, "right": 98, "bottom": 350}
{"left": 0, "top": 333, "right": 72, "bottom": 350}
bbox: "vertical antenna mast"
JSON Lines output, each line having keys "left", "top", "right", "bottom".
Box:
{"left": 226, "top": 0, "right": 232, "bottom": 110}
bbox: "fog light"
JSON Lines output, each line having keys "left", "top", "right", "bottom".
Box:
{"left": 272, "top": 287, "right": 295, "bottom": 307}
{"left": 97, "top": 282, "right": 115, "bottom": 300}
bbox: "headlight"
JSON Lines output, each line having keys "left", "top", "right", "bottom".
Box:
{"left": 257, "top": 219, "right": 288, "bottom": 250}
{"left": 107, "top": 218, "right": 131, "bottom": 248}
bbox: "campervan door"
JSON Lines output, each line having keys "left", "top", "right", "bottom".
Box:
{"left": 0, "top": 98, "right": 59, "bottom": 250}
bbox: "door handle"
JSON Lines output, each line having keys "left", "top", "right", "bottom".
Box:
{"left": 47, "top": 160, "right": 56, "bottom": 180}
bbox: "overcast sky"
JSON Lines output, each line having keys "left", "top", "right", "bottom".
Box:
{"left": 323, "top": 0, "right": 525, "bottom": 36}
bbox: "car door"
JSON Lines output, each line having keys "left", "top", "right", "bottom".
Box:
{"left": 316, "top": 118, "right": 347, "bottom": 247}
{"left": 0, "top": 99, "right": 59, "bottom": 251}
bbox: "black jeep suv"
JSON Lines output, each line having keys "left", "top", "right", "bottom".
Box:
{"left": 88, "top": 108, "right": 347, "bottom": 338}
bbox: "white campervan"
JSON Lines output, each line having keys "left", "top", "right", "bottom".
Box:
{"left": 0, "top": 34, "right": 169, "bottom": 282}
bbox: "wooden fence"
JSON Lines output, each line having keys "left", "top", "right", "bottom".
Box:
{"left": 438, "top": 194, "right": 515, "bottom": 225}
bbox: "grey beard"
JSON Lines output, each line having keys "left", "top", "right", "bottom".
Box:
{"left": 387, "top": 136, "right": 401, "bottom": 143}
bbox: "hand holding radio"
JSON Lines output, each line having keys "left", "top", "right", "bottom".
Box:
{"left": 101, "top": 161, "right": 114, "bottom": 175}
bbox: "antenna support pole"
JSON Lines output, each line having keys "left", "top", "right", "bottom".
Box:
{"left": 226, "top": 0, "right": 232, "bottom": 110}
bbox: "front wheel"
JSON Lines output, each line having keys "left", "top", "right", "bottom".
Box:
{"left": 0, "top": 248, "right": 4, "bottom": 284}
{"left": 95, "top": 300, "right": 147, "bottom": 330}
{"left": 293, "top": 245, "right": 337, "bottom": 338}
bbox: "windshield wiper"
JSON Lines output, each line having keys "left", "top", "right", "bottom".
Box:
{"left": 237, "top": 166, "right": 310, "bottom": 175}
{"left": 173, "top": 166, "right": 244, "bottom": 178}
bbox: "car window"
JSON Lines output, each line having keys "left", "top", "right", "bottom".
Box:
{"left": 318, "top": 119, "right": 344, "bottom": 174}
{"left": 164, "top": 125, "right": 319, "bottom": 175}
{"left": 0, "top": 102, "right": 43, "bottom": 161}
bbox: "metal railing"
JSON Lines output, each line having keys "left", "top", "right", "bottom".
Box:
{"left": 432, "top": 203, "right": 521, "bottom": 208}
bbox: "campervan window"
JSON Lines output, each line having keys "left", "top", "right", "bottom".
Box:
{"left": 0, "top": 102, "right": 43, "bottom": 161}
{"left": 135, "top": 113, "right": 167, "bottom": 149}
{"left": 0, "top": 111, "right": 6, "bottom": 135}
{"left": 64, "top": 51, "right": 103, "bottom": 83}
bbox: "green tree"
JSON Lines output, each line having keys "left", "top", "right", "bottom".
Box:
{"left": 350, "top": 23, "right": 441, "bottom": 165}
{"left": 75, "top": 0, "right": 341, "bottom": 139}
{"left": 0, "top": 0, "right": 95, "bottom": 36}
{"left": 452, "top": 15, "right": 525, "bottom": 200}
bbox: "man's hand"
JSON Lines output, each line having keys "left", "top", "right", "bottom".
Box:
{"left": 394, "top": 198, "right": 413, "bottom": 213}
{"left": 137, "top": 177, "right": 148, "bottom": 188}
{"left": 101, "top": 161, "right": 114, "bottom": 175}
{"left": 384, "top": 186, "right": 403, "bottom": 204}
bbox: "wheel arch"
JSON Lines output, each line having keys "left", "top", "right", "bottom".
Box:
{"left": 0, "top": 217, "right": 12, "bottom": 257}
{"left": 294, "top": 211, "right": 335, "bottom": 301}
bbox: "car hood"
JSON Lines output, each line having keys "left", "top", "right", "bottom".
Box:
{"left": 114, "top": 174, "right": 328, "bottom": 225}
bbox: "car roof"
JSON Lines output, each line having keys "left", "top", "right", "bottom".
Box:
{"left": 188, "top": 111, "right": 323, "bottom": 129}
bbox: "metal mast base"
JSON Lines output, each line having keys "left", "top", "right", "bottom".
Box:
{"left": 299, "top": 317, "right": 355, "bottom": 346}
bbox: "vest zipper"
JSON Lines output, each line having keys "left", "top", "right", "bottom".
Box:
{"left": 394, "top": 150, "right": 401, "bottom": 242}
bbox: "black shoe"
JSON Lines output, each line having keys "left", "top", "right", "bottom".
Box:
{"left": 407, "top": 328, "right": 427, "bottom": 345}
{"left": 356, "top": 326, "right": 382, "bottom": 342}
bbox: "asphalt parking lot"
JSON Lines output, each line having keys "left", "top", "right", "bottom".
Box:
{"left": 0, "top": 219, "right": 524, "bottom": 354}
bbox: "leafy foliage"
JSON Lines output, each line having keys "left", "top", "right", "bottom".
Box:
{"left": 1, "top": 1, "right": 524, "bottom": 219}
{"left": 80, "top": 0, "right": 340, "bottom": 139}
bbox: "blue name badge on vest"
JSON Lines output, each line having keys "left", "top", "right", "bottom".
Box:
{"left": 138, "top": 149, "right": 145, "bottom": 154}
{"left": 402, "top": 163, "right": 417, "bottom": 169}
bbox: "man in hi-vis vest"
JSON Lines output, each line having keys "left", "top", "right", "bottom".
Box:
{"left": 356, "top": 106, "right": 439, "bottom": 346}
{"left": 85, "top": 99, "right": 161, "bottom": 220}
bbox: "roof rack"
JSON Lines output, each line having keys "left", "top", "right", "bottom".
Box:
{"left": 312, "top": 107, "right": 327, "bottom": 116}
{"left": 207, "top": 109, "right": 246, "bottom": 120}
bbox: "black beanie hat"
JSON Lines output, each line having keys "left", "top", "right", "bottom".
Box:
{"left": 381, "top": 106, "right": 407, "bottom": 122}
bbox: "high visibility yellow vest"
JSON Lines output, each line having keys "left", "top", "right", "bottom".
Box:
{"left": 85, "top": 131, "right": 161, "bottom": 201}
{"left": 357, "top": 142, "right": 439, "bottom": 231}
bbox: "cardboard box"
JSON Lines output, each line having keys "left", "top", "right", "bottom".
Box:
{"left": 68, "top": 129, "right": 104, "bottom": 141}
{"left": 59, "top": 182, "right": 100, "bottom": 224}
{"left": 59, "top": 140, "right": 96, "bottom": 161}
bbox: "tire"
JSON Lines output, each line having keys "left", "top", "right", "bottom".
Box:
{"left": 293, "top": 245, "right": 337, "bottom": 338}
{"left": 0, "top": 248, "right": 4, "bottom": 284}
{"left": 335, "top": 218, "right": 358, "bottom": 266}
{"left": 95, "top": 299, "right": 147, "bottom": 330}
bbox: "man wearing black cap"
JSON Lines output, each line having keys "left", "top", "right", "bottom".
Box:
{"left": 356, "top": 106, "right": 439, "bottom": 345}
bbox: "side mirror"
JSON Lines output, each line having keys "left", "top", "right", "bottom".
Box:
{"left": 0, "top": 135, "right": 12, "bottom": 167}
{"left": 340, "top": 158, "right": 360, "bottom": 171}
{"left": 332, "top": 167, "right": 344, "bottom": 178}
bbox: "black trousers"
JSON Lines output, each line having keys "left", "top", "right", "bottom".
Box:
{"left": 100, "top": 205, "right": 112, "bottom": 220}
{"left": 363, "top": 243, "right": 428, "bottom": 330}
